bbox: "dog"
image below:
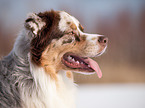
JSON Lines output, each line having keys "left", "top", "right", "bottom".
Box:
{"left": 0, "top": 10, "right": 108, "bottom": 108}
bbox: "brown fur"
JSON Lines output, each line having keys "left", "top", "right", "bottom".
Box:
{"left": 79, "top": 24, "right": 84, "bottom": 32}
{"left": 30, "top": 10, "right": 64, "bottom": 65}
{"left": 70, "top": 23, "right": 77, "bottom": 30}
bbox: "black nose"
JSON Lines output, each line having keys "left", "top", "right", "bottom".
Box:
{"left": 98, "top": 36, "right": 108, "bottom": 46}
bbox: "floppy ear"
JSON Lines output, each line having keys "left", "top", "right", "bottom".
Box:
{"left": 25, "top": 13, "right": 46, "bottom": 35}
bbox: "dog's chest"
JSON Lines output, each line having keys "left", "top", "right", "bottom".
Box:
{"left": 21, "top": 69, "right": 76, "bottom": 108}
{"left": 44, "top": 72, "right": 76, "bottom": 108}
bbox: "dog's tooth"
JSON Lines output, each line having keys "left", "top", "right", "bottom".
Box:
{"left": 88, "top": 65, "right": 90, "bottom": 67}
{"left": 72, "top": 58, "right": 75, "bottom": 61}
{"left": 76, "top": 61, "right": 79, "bottom": 64}
{"left": 68, "top": 56, "right": 72, "bottom": 60}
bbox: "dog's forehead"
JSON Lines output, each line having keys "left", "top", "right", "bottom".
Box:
{"left": 58, "top": 11, "right": 80, "bottom": 32}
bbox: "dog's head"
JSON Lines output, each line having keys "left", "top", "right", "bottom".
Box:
{"left": 24, "top": 10, "right": 108, "bottom": 78}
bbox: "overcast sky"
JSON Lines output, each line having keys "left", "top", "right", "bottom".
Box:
{"left": 0, "top": 0, "right": 144, "bottom": 31}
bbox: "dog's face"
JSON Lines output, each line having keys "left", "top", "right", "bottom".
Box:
{"left": 25, "top": 10, "right": 108, "bottom": 78}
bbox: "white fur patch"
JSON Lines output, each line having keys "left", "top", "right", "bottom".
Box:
{"left": 83, "top": 33, "right": 102, "bottom": 43}
{"left": 59, "top": 11, "right": 73, "bottom": 32}
{"left": 20, "top": 58, "right": 76, "bottom": 108}
{"left": 59, "top": 11, "right": 80, "bottom": 31}
{"left": 27, "top": 13, "right": 46, "bottom": 35}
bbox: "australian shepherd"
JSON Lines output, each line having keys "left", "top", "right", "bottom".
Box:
{"left": 0, "top": 10, "right": 108, "bottom": 108}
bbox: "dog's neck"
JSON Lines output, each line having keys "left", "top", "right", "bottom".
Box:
{"left": 21, "top": 63, "right": 76, "bottom": 108}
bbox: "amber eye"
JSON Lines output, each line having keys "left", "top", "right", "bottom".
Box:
{"left": 62, "top": 35, "right": 75, "bottom": 45}
{"left": 67, "top": 31, "right": 74, "bottom": 35}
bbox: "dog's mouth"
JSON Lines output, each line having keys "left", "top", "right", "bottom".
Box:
{"left": 62, "top": 53, "right": 102, "bottom": 78}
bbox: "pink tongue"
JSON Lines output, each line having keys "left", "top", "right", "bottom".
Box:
{"left": 84, "top": 58, "right": 102, "bottom": 78}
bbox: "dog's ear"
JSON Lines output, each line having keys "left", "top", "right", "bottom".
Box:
{"left": 25, "top": 13, "right": 46, "bottom": 35}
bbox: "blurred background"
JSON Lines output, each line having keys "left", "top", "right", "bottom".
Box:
{"left": 0, "top": 0, "right": 145, "bottom": 108}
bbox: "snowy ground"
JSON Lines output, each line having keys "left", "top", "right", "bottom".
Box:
{"left": 76, "top": 84, "right": 145, "bottom": 108}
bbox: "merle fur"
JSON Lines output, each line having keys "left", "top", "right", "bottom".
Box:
{"left": 0, "top": 10, "right": 63, "bottom": 108}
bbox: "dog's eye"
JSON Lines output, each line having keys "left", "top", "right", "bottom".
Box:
{"left": 74, "top": 35, "right": 80, "bottom": 42}
{"left": 62, "top": 36, "right": 75, "bottom": 45}
{"left": 68, "top": 31, "right": 81, "bottom": 42}
{"left": 67, "top": 31, "right": 74, "bottom": 35}
{"left": 62, "top": 38, "right": 74, "bottom": 44}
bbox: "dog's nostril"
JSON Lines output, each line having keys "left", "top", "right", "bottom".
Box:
{"left": 98, "top": 36, "right": 108, "bottom": 43}
{"left": 104, "top": 39, "right": 107, "bottom": 43}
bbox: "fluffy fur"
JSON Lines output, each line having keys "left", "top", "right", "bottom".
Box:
{"left": 0, "top": 10, "right": 107, "bottom": 108}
